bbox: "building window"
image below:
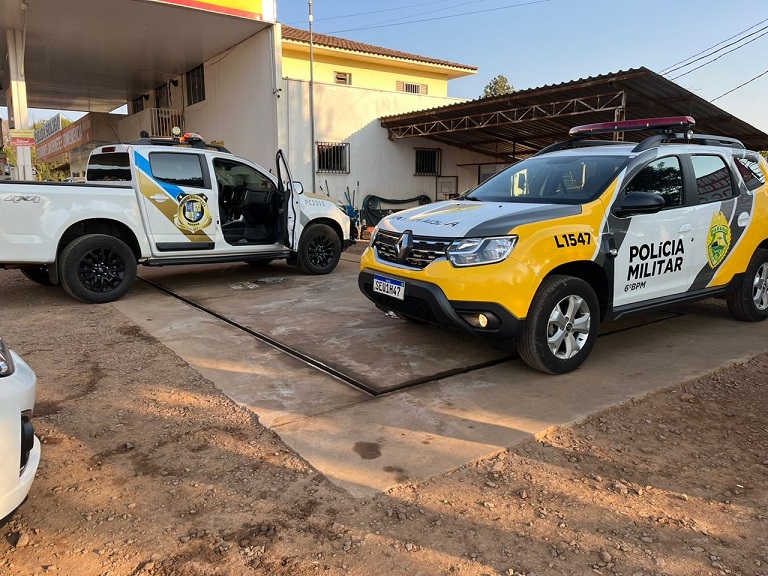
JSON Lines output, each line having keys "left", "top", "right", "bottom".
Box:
{"left": 155, "top": 83, "right": 170, "bottom": 108}
{"left": 131, "top": 96, "right": 145, "bottom": 113}
{"left": 415, "top": 148, "right": 441, "bottom": 176}
{"left": 317, "top": 142, "right": 350, "bottom": 174}
{"left": 396, "top": 80, "right": 428, "bottom": 95}
{"left": 185, "top": 64, "right": 205, "bottom": 106}
{"left": 334, "top": 71, "right": 352, "bottom": 85}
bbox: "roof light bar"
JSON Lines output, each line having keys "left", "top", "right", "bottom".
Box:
{"left": 180, "top": 132, "right": 203, "bottom": 143}
{"left": 569, "top": 116, "right": 695, "bottom": 137}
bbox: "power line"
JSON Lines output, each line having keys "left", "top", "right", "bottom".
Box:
{"left": 328, "top": 0, "right": 549, "bottom": 34}
{"left": 663, "top": 23, "right": 768, "bottom": 77}
{"left": 711, "top": 69, "right": 768, "bottom": 102}
{"left": 284, "top": 0, "right": 482, "bottom": 25}
{"left": 670, "top": 29, "right": 768, "bottom": 80}
{"left": 343, "top": 0, "right": 496, "bottom": 30}
{"left": 660, "top": 17, "right": 768, "bottom": 74}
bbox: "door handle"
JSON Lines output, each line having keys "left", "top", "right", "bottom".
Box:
{"left": 150, "top": 194, "right": 168, "bottom": 202}
{"left": 678, "top": 224, "right": 692, "bottom": 234}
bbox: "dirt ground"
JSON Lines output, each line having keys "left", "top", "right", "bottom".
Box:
{"left": 1, "top": 267, "right": 767, "bottom": 576}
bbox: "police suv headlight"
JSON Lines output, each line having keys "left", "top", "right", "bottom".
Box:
{"left": 447, "top": 236, "right": 517, "bottom": 267}
{"left": 0, "top": 338, "right": 16, "bottom": 377}
{"left": 369, "top": 226, "right": 379, "bottom": 247}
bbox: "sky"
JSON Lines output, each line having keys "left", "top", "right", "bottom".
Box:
{"left": 2, "top": 0, "right": 767, "bottom": 134}
{"left": 277, "top": 0, "right": 768, "bottom": 133}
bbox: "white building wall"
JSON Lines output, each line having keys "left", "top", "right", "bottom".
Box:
{"left": 279, "top": 79, "right": 498, "bottom": 205}
{"left": 184, "top": 27, "right": 281, "bottom": 172}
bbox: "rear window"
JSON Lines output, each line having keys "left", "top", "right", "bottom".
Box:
{"left": 734, "top": 157, "right": 765, "bottom": 191}
{"left": 87, "top": 153, "right": 131, "bottom": 182}
{"left": 692, "top": 155, "right": 735, "bottom": 204}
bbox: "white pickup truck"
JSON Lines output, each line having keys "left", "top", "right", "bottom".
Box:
{"left": 0, "top": 134, "right": 352, "bottom": 303}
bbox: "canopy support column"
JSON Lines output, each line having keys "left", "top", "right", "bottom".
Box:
{"left": 6, "top": 28, "right": 34, "bottom": 181}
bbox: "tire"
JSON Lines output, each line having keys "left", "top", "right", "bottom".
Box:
{"left": 21, "top": 267, "right": 56, "bottom": 286}
{"left": 296, "top": 224, "right": 341, "bottom": 275}
{"left": 57, "top": 234, "right": 137, "bottom": 304}
{"left": 726, "top": 248, "right": 768, "bottom": 322}
{"left": 518, "top": 275, "right": 600, "bottom": 374}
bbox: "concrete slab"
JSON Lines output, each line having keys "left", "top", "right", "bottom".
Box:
{"left": 115, "top": 257, "right": 768, "bottom": 498}
{"left": 136, "top": 258, "right": 512, "bottom": 393}
{"left": 113, "top": 280, "right": 368, "bottom": 428}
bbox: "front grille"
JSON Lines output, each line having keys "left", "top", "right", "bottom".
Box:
{"left": 364, "top": 284, "right": 437, "bottom": 323}
{"left": 374, "top": 230, "right": 450, "bottom": 269}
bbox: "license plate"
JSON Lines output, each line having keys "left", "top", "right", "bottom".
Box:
{"left": 373, "top": 274, "right": 405, "bottom": 300}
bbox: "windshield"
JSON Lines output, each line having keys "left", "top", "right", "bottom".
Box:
{"left": 466, "top": 154, "right": 628, "bottom": 204}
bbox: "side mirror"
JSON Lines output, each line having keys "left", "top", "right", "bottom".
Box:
{"left": 612, "top": 191, "right": 665, "bottom": 217}
{"left": 292, "top": 181, "right": 304, "bottom": 195}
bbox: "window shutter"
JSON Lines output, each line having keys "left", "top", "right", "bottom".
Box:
{"left": 396, "top": 80, "right": 404, "bottom": 92}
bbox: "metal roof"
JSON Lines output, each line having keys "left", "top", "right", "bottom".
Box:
{"left": 381, "top": 68, "right": 768, "bottom": 159}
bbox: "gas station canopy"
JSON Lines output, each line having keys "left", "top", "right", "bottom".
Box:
{"left": 0, "top": 0, "right": 273, "bottom": 112}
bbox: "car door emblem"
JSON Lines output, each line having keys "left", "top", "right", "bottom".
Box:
{"left": 707, "top": 211, "right": 731, "bottom": 269}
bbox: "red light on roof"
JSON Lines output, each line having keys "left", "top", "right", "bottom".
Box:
{"left": 101, "top": 146, "right": 116, "bottom": 153}
{"left": 569, "top": 116, "right": 695, "bottom": 137}
{"left": 180, "top": 132, "right": 203, "bottom": 142}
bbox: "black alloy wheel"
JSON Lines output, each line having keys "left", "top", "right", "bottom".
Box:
{"left": 297, "top": 224, "right": 342, "bottom": 274}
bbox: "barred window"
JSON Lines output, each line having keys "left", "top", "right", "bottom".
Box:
{"left": 155, "top": 83, "right": 170, "bottom": 108}
{"left": 317, "top": 142, "right": 350, "bottom": 174}
{"left": 131, "top": 96, "right": 145, "bottom": 113}
{"left": 396, "top": 80, "right": 428, "bottom": 95}
{"left": 185, "top": 64, "right": 205, "bottom": 106}
{"left": 415, "top": 148, "right": 441, "bottom": 176}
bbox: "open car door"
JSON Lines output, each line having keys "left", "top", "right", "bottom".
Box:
{"left": 275, "top": 149, "right": 297, "bottom": 249}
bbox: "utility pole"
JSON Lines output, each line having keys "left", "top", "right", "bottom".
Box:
{"left": 308, "top": 0, "right": 317, "bottom": 194}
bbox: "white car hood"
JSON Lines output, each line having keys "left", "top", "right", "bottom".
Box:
{"left": 378, "top": 200, "right": 582, "bottom": 238}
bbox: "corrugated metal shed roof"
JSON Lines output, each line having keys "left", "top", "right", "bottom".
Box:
{"left": 381, "top": 68, "right": 768, "bottom": 159}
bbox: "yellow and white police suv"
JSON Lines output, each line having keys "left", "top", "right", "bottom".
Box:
{"left": 359, "top": 117, "right": 768, "bottom": 374}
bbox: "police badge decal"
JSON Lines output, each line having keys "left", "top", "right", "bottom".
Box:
{"left": 175, "top": 193, "right": 212, "bottom": 233}
{"left": 706, "top": 211, "right": 731, "bottom": 269}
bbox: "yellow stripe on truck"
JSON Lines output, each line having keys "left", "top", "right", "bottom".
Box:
{"left": 136, "top": 171, "right": 214, "bottom": 243}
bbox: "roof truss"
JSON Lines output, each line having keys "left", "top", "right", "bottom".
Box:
{"left": 385, "top": 91, "right": 626, "bottom": 140}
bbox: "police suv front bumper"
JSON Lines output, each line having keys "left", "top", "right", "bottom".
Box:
{"left": 358, "top": 268, "right": 522, "bottom": 344}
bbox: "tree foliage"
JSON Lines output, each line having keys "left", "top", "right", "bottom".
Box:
{"left": 481, "top": 74, "right": 515, "bottom": 98}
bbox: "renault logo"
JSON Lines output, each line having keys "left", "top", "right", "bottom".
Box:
{"left": 395, "top": 230, "right": 413, "bottom": 261}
